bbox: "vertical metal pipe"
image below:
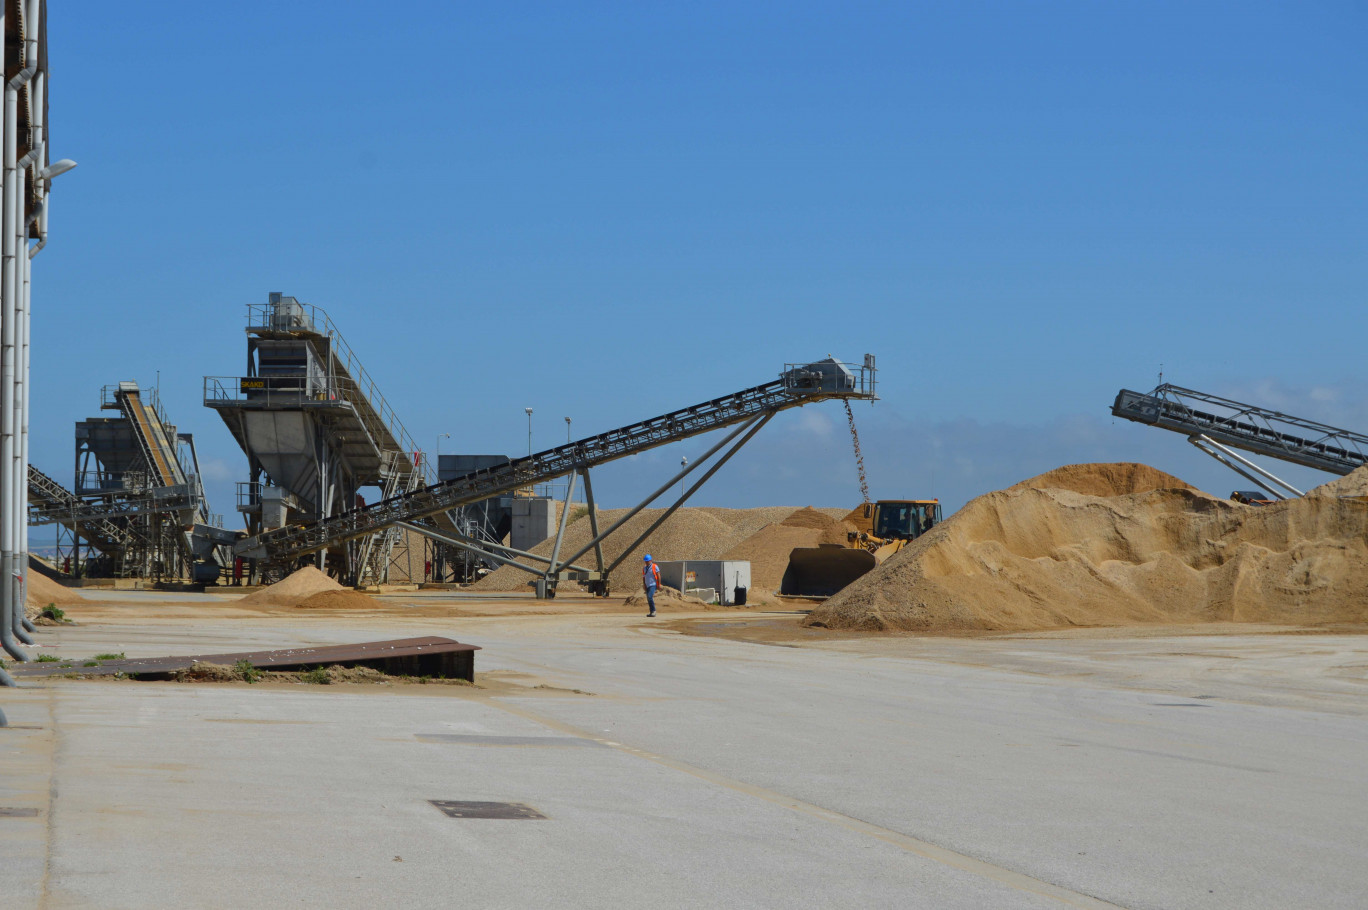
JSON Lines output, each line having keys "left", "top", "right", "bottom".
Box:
{"left": 0, "top": 71, "right": 24, "bottom": 660}
{"left": 18, "top": 231, "right": 32, "bottom": 634}
{"left": 12, "top": 166, "right": 32, "bottom": 644}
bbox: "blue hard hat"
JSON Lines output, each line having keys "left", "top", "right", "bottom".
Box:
{"left": 643, "top": 554, "right": 652, "bottom": 561}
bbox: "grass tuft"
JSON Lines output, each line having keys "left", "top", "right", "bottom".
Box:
{"left": 233, "top": 659, "right": 262, "bottom": 684}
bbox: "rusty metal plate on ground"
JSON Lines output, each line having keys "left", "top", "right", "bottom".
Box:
{"left": 415, "top": 734, "right": 602, "bottom": 747}
{"left": 11, "top": 636, "right": 479, "bottom": 682}
{"left": 429, "top": 800, "right": 547, "bottom": 820}
{"left": 0, "top": 807, "right": 41, "bottom": 817}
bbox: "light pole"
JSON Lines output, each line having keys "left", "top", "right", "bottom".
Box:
{"left": 565, "top": 416, "right": 572, "bottom": 444}
{"left": 680, "top": 456, "right": 688, "bottom": 498}
{"left": 525, "top": 408, "right": 533, "bottom": 457}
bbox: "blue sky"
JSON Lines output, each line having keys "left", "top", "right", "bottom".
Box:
{"left": 30, "top": 1, "right": 1367, "bottom": 534}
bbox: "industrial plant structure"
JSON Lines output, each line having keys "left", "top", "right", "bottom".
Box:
{"left": 1, "top": 0, "right": 79, "bottom": 682}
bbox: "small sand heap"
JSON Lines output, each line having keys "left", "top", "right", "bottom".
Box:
{"left": 623, "top": 586, "right": 714, "bottom": 610}
{"left": 807, "top": 462, "right": 1368, "bottom": 633}
{"left": 26, "top": 571, "right": 85, "bottom": 607}
{"left": 240, "top": 566, "right": 381, "bottom": 610}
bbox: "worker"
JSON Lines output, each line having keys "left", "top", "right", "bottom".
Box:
{"left": 642, "top": 554, "right": 661, "bottom": 617}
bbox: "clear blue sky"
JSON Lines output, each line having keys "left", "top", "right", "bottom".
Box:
{"left": 30, "top": 1, "right": 1367, "bottom": 533}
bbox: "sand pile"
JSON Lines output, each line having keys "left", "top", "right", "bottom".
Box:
{"left": 807, "top": 462, "right": 1368, "bottom": 633}
{"left": 623, "top": 586, "right": 714, "bottom": 610}
{"left": 474, "top": 506, "right": 845, "bottom": 595}
{"left": 1306, "top": 464, "right": 1368, "bottom": 499}
{"left": 239, "top": 566, "right": 378, "bottom": 609}
{"left": 26, "top": 571, "right": 85, "bottom": 607}
{"left": 721, "top": 507, "right": 845, "bottom": 595}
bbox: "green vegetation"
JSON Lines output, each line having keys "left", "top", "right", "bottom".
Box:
{"left": 39, "top": 605, "right": 67, "bottom": 623}
{"left": 36, "top": 654, "right": 60, "bottom": 662}
{"left": 299, "top": 666, "right": 332, "bottom": 685}
{"left": 82, "top": 661, "right": 99, "bottom": 667}
{"left": 93, "top": 653, "right": 124, "bottom": 661}
{"left": 233, "top": 659, "right": 262, "bottom": 684}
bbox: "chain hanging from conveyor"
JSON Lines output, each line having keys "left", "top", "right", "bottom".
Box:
{"left": 843, "top": 400, "right": 871, "bottom": 504}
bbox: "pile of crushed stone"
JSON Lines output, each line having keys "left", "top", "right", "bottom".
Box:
{"left": 806, "top": 462, "right": 1368, "bottom": 633}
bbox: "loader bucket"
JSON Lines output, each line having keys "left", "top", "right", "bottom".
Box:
{"left": 780, "top": 546, "right": 877, "bottom": 598}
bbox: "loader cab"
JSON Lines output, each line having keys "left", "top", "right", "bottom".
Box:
{"left": 872, "top": 500, "right": 942, "bottom": 541}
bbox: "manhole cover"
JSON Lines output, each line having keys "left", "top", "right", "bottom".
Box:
{"left": 0, "top": 807, "right": 40, "bottom": 818}
{"left": 429, "top": 800, "right": 546, "bottom": 819}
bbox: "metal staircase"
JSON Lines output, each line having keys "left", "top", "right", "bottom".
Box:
{"left": 1112, "top": 385, "right": 1368, "bottom": 476}
{"left": 238, "top": 357, "right": 878, "bottom": 565}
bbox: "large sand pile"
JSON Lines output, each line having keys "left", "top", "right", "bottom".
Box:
{"left": 474, "top": 506, "right": 846, "bottom": 595}
{"left": 26, "top": 571, "right": 85, "bottom": 607}
{"left": 807, "top": 462, "right": 1368, "bottom": 633}
{"left": 240, "top": 566, "right": 381, "bottom": 609}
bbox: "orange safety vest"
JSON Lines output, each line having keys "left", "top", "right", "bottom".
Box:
{"left": 643, "top": 562, "right": 660, "bottom": 587}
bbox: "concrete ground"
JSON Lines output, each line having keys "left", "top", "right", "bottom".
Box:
{"left": 2, "top": 590, "right": 1366, "bottom": 909}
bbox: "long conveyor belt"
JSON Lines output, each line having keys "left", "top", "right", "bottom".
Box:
{"left": 238, "top": 359, "right": 877, "bottom": 563}
{"left": 117, "top": 387, "right": 185, "bottom": 488}
{"left": 27, "top": 465, "right": 133, "bottom": 554}
{"left": 1112, "top": 384, "right": 1368, "bottom": 476}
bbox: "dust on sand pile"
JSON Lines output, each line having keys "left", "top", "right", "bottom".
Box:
{"left": 240, "top": 566, "right": 381, "bottom": 609}
{"left": 26, "top": 571, "right": 85, "bottom": 607}
{"left": 807, "top": 462, "right": 1368, "bottom": 633}
{"left": 474, "top": 507, "right": 844, "bottom": 595}
{"left": 720, "top": 507, "right": 846, "bottom": 595}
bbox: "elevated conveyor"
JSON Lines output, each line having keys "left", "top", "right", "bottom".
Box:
{"left": 110, "top": 382, "right": 185, "bottom": 488}
{"left": 26, "top": 465, "right": 132, "bottom": 555}
{"left": 1112, "top": 385, "right": 1368, "bottom": 476}
{"left": 238, "top": 357, "right": 878, "bottom": 565}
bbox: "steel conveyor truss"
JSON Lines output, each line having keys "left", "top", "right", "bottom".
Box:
{"left": 1112, "top": 384, "right": 1368, "bottom": 476}
{"left": 238, "top": 358, "right": 878, "bottom": 565}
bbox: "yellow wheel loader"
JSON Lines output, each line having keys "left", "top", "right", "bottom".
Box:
{"left": 780, "top": 499, "right": 942, "bottom": 597}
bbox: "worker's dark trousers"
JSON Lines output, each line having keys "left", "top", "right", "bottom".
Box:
{"left": 645, "top": 585, "right": 656, "bottom": 613}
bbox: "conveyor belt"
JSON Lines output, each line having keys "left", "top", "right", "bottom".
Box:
{"left": 1112, "top": 385, "right": 1368, "bottom": 476}
{"left": 26, "top": 465, "right": 132, "bottom": 554}
{"left": 238, "top": 360, "right": 876, "bottom": 562}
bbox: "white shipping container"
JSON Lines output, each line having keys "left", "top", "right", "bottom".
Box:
{"left": 655, "top": 560, "right": 752, "bottom": 605}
